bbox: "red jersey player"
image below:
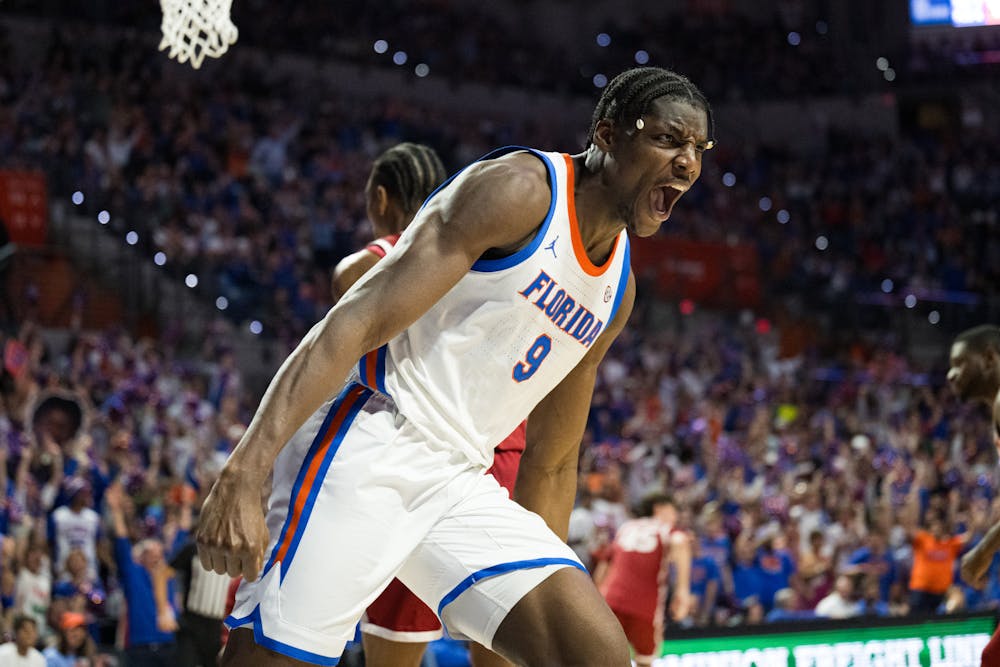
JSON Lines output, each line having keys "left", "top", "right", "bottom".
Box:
{"left": 594, "top": 493, "right": 692, "bottom": 666}
{"left": 333, "top": 142, "right": 520, "bottom": 667}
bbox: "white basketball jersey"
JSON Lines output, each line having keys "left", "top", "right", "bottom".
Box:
{"left": 356, "top": 148, "right": 631, "bottom": 468}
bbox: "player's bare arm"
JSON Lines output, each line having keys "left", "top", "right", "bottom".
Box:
{"left": 960, "top": 398, "right": 1000, "bottom": 588}
{"left": 592, "top": 557, "right": 611, "bottom": 588}
{"left": 515, "top": 274, "right": 636, "bottom": 539}
{"left": 962, "top": 518, "right": 1000, "bottom": 589}
{"left": 669, "top": 531, "right": 693, "bottom": 620}
{"left": 198, "top": 154, "right": 554, "bottom": 579}
{"left": 331, "top": 250, "right": 381, "bottom": 301}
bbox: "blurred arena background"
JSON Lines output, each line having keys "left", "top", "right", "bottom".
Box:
{"left": 0, "top": 0, "right": 999, "bottom": 665}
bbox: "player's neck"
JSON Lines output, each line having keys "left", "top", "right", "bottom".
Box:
{"left": 373, "top": 222, "right": 401, "bottom": 238}
{"left": 571, "top": 155, "right": 626, "bottom": 265}
{"left": 373, "top": 207, "right": 409, "bottom": 238}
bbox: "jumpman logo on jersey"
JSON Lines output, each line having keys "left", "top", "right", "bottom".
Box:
{"left": 545, "top": 236, "right": 559, "bottom": 258}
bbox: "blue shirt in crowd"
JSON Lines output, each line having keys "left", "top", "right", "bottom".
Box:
{"left": 733, "top": 562, "right": 764, "bottom": 607}
{"left": 754, "top": 549, "right": 796, "bottom": 610}
{"left": 700, "top": 535, "right": 732, "bottom": 577}
{"left": 690, "top": 555, "right": 721, "bottom": 600}
{"left": 113, "top": 537, "right": 179, "bottom": 647}
{"left": 846, "top": 546, "right": 896, "bottom": 601}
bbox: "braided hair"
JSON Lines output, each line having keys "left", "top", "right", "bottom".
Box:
{"left": 367, "top": 142, "right": 447, "bottom": 217}
{"left": 587, "top": 67, "right": 715, "bottom": 148}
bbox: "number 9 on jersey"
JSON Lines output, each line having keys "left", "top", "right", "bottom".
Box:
{"left": 512, "top": 335, "right": 552, "bottom": 382}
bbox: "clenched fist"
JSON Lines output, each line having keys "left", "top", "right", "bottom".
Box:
{"left": 196, "top": 472, "right": 270, "bottom": 580}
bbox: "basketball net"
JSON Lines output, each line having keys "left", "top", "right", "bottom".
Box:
{"left": 159, "top": 0, "right": 238, "bottom": 69}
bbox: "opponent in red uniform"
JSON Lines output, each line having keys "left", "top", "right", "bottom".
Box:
{"left": 594, "top": 494, "right": 691, "bottom": 666}
{"left": 333, "top": 142, "right": 518, "bottom": 667}
{"left": 947, "top": 326, "right": 1000, "bottom": 666}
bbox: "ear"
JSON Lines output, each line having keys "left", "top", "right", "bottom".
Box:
{"left": 591, "top": 118, "right": 616, "bottom": 153}
{"left": 373, "top": 185, "right": 389, "bottom": 217}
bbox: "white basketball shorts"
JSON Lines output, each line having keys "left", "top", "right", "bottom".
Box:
{"left": 225, "top": 383, "right": 584, "bottom": 665}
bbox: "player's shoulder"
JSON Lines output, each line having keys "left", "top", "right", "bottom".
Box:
{"left": 430, "top": 149, "right": 555, "bottom": 251}
{"left": 458, "top": 150, "right": 552, "bottom": 212}
{"left": 482, "top": 148, "right": 551, "bottom": 178}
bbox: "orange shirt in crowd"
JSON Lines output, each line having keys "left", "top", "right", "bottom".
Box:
{"left": 909, "top": 530, "right": 964, "bottom": 594}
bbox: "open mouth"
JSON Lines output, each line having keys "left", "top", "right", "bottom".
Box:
{"left": 650, "top": 185, "right": 684, "bottom": 221}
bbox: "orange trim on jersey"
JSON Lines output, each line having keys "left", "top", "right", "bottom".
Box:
{"left": 562, "top": 153, "right": 620, "bottom": 277}
{"left": 270, "top": 385, "right": 367, "bottom": 567}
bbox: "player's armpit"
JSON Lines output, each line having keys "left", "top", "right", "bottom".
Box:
{"left": 516, "top": 274, "right": 636, "bottom": 539}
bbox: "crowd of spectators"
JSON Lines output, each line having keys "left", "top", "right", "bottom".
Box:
{"left": 3, "top": 0, "right": 850, "bottom": 102}
{"left": 2, "top": 21, "right": 998, "bottom": 348}
{"left": 0, "top": 318, "right": 244, "bottom": 664}
{"left": 0, "top": 22, "right": 569, "bottom": 343}
{"left": 0, "top": 296, "right": 999, "bottom": 662}
{"left": 15, "top": 0, "right": 1000, "bottom": 99}
{"left": 2, "top": 6, "right": 1000, "bottom": 666}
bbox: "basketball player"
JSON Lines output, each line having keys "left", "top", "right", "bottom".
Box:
{"left": 335, "top": 142, "right": 518, "bottom": 667}
{"left": 331, "top": 143, "right": 447, "bottom": 302}
{"left": 196, "top": 67, "right": 714, "bottom": 667}
{"left": 594, "top": 494, "right": 692, "bottom": 666}
{"left": 948, "top": 325, "right": 1000, "bottom": 665}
